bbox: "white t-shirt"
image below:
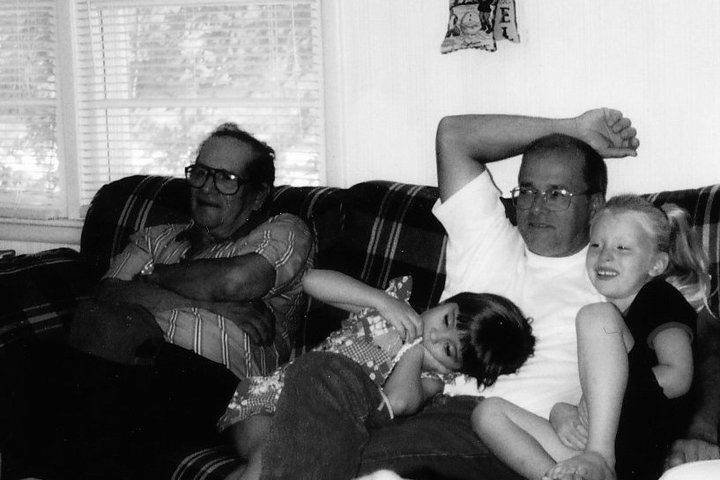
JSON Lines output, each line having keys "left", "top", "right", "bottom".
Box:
{"left": 432, "top": 171, "right": 604, "bottom": 418}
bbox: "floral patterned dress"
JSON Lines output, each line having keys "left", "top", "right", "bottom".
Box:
{"left": 217, "top": 276, "right": 416, "bottom": 432}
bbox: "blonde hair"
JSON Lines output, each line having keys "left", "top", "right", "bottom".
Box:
{"left": 598, "top": 195, "right": 711, "bottom": 311}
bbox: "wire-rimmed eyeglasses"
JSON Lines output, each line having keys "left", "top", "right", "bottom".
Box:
{"left": 510, "top": 186, "right": 590, "bottom": 211}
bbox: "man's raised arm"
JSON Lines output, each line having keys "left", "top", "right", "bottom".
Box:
{"left": 435, "top": 108, "right": 639, "bottom": 202}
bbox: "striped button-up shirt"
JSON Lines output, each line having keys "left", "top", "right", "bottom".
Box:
{"left": 104, "top": 213, "right": 313, "bottom": 378}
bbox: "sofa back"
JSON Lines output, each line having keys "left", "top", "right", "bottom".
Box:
{"left": 78, "top": 176, "right": 465, "bottom": 348}
{"left": 78, "top": 176, "right": 720, "bottom": 349}
{"left": 646, "top": 185, "right": 720, "bottom": 316}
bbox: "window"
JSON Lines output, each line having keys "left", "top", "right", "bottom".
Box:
{"left": 0, "top": 0, "right": 324, "bottom": 222}
{"left": 0, "top": 0, "right": 60, "bottom": 219}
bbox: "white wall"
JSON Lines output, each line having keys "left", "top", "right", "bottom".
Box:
{"left": 324, "top": 0, "right": 720, "bottom": 197}
{"left": 7, "top": 0, "right": 720, "bottom": 254}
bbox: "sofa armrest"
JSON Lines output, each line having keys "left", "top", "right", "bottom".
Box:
{"left": 0, "top": 248, "right": 93, "bottom": 349}
{"left": 0, "top": 247, "right": 94, "bottom": 462}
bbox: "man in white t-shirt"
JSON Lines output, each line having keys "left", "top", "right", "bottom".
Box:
{"left": 259, "top": 108, "right": 719, "bottom": 480}
{"left": 430, "top": 108, "right": 718, "bottom": 478}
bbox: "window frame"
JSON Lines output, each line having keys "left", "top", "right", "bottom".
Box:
{"left": 0, "top": 0, "right": 331, "bottom": 250}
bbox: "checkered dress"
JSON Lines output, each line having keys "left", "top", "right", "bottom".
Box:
{"left": 217, "top": 276, "right": 414, "bottom": 431}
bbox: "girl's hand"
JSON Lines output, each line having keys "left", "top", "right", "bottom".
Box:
{"left": 376, "top": 296, "right": 423, "bottom": 342}
{"left": 549, "top": 401, "right": 588, "bottom": 451}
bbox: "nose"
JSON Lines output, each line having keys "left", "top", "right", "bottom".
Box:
{"left": 529, "top": 191, "right": 548, "bottom": 213}
{"left": 599, "top": 246, "right": 613, "bottom": 262}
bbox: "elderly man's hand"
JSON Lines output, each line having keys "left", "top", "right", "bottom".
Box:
{"left": 665, "top": 438, "right": 720, "bottom": 471}
{"left": 206, "top": 300, "right": 275, "bottom": 345}
{"left": 574, "top": 108, "right": 640, "bottom": 158}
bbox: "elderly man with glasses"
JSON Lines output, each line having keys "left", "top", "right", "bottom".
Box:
{"left": 50, "top": 123, "right": 313, "bottom": 480}
{"left": 100, "top": 122, "right": 313, "bottom": 379}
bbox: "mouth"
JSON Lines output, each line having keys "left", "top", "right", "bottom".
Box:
{"left": 195, "top": 197, "right": 221, "bottom": 209}
{"left": 594, "top": 268, "right": 619, "bottom": 279}
{"left": 528, "top": 221, "right": 553, "bottom": 229}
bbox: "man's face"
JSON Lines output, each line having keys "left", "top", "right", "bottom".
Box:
{"left": 190, "top": 136, "right": 263, "bottom": 239}
{"left": 516, "top": 150, "right": 601, "bottom": 257}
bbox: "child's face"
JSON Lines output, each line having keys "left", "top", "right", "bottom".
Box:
{"left": 586, "top": 211, "right": 668, "bottom": 311}
{"left": 420, "top": 302, "right": 463, "bottom": 373}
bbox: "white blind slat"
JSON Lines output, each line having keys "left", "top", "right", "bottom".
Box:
{"left": 0, "top": 0, "right": 323, "bottom": 221}
{"left": 74, "top": 0, "right": 323, "bottom": 210}
{"left": 0, "top": 0, "right": 62, "bottom": 218}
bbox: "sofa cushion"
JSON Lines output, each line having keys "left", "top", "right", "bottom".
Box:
{"left": 0, "top": 248, "right": 93, "bottom": 348}
{"left": 81, "top": 176, "right": 191, "bottom": 281}
{"left": 171, "top": 446, "right": 239, "bottom": 480}
{"left": 337, "top": 181, "right": 447, "bottom": 314}
{"left": 270, "top": 185, "right": 344, "bottom": 265}
{"left": 0, "top": 248, "right": 93, "bottom": 458}
{"left": 645, "top": 184, "right": 720, "bottom": 318}
{"left": 337, "top": 181, "right": 515, "bottom": 315}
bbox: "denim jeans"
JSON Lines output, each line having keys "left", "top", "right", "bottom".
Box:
{"left": 260, "top": 351, "right": 523, "bottom": 480}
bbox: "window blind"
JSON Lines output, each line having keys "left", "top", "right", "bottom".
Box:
{"left": 73, "top": 0, "right": 324, "bottom": 212}
{"left": 0, "top": 0, "right": 323, "bottom": 221}
{"left": 0, "top": 0, "right": 62, "bottom": 219}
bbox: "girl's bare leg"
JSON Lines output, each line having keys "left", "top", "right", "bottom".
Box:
{"left": 473, "top": 396, "right": 579, "bottom": 480}
{"left": 545, "top": 303, "right": 633, "bottom": 480}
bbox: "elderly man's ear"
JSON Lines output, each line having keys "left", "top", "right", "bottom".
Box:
{"left": 250, "top": 183, "right": 272, "bottom": 212}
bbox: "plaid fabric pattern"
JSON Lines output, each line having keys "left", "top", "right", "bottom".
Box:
{"left": 0, "top": 248, "right": 94, "bottom": 452}
{"left": 337, "top": 181, "right": 515, "bottom": 314}
{"left": 337, "top": 181, "right": 447, "bottom": 313}
{"left": 82, "top": 175, "right": 191, "bottom": 281}
{"left": 170, "top": 446, "right": 239, "bottom": 480}
{"left": 645, "top": 184, "right": 720, "bottom": 318}
{"left": 0, "top": 248, "right": 93, "bottom": 349}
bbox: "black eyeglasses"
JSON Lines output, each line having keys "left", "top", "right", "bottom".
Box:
{"left": 510, "top": 186, "right": 590, "bottom": 212}
{"left": 185, "top": 164, "right": 249, "bottom": 195}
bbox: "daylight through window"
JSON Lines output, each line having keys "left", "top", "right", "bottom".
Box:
{"left": 0, "top": 0, "right": 324, "bottom": 220}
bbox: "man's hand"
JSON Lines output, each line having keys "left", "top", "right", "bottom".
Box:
{"left": 549, "top": 402, "right": 588, "bottom": 451}
{"left": 574, "top": 108, "right": 640, "bottom": 158}
{"left": 665, "top": 438, "right": 720, "bottom": 471}
{"left": 205, "top": 300, "right": 275, "bottom": 346}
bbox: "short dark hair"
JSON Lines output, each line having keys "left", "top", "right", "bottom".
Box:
{"left": 444, "top": 292, "right": 535, "bottom": 387}
{"left": 523, "top": 133, "right": 607, "bottom": 197}
{"left": 197, "top": 122, "right": 276, "bottom": 189}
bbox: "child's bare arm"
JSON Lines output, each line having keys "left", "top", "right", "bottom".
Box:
{"left": 652, "top": 327, "right": 694, "bottom": 398}
{"left": 383, "top": 345, "right": 442, "bottom": 417}
{"left": 303, "top": 269, "right": 387, "bottom": 312}
{"left": 302, "top": 270, "right": 422, "bottom": 340}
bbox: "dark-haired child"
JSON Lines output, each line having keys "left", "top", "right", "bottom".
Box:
{"left": 218, "top": 269, "right": 535, "bottom": 479}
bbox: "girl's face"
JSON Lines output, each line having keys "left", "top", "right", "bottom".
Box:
{"left": 586, "top": 211, "right": 668, "bottom": 312}
{"left": 420, "top": 302, "right": 463, "bottom": 373}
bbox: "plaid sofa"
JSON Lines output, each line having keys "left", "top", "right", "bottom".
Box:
{"left": 1, "top": 176, "right": 719, "bottom": 479}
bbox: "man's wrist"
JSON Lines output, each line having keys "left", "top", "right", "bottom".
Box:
{"left": 554, "top": 117, "right": 578, "bottom": 139}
